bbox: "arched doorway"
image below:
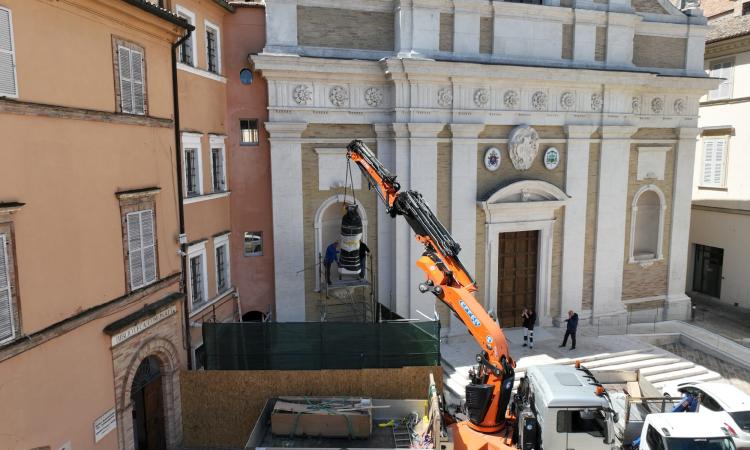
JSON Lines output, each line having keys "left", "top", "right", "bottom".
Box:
{"left": 131, "top": 356, "right": 166, "bottom": 450}
{"left": 242, "top": 310, "right": 267, "bottom": 322}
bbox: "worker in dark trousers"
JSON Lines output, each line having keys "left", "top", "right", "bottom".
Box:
{"left": 323, "top": 241, "right": 339, "bottom": 285}
{"left": 522, "top": 306, "right": 536, "bottom": 349}
{"left": 559, "top": 310, "right": 578, "bottom": 350}
{"left": 358, "top": 241, "right": 370, "bottom": 279}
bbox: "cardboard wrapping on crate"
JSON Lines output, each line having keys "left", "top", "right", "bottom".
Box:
{"left": 271, "top": 397, "right": 372, "bottom": 438}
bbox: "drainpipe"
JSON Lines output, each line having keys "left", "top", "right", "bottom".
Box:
{"left": 172, "top": 25, "right": 194, "bottom": 370}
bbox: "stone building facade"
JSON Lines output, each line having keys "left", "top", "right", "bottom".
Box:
{"left": 253, "top": 0, "right": 716, "bottom": 331}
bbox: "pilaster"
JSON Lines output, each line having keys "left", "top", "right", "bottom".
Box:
{"left": 593, "top": 126, "right": 636, "bottom": 321}
{"left": 266, "top": 122, "right": 307, "bottom": 321}
{"left": 392, "top": 123, "right": 412, "bottom": 318}
{"left": 374, "top": 124, "right": 396, "bottom": 314}
{"left": 264, "top": 0, "right": 298, "bottom": 53}
{"left": 666, "top": 127, "right": 700, "bottom": 320}
{"left": 606, "top": 14, "right": 639, "bottom": 68}
{"left": 573, "top": 10, "right": 599, "bottom": 63}
{"left": 560, "top": 125, "right": 597, "bottom": 322}
{"left": 453, "top": 1, "right": 481, "bottom": 54}
{"left": 407, "top": 123, "right": 444, "bottom": 319}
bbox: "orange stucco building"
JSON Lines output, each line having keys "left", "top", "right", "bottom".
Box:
{"left": 0, "top": 1, "right": 190, "bottom": 449}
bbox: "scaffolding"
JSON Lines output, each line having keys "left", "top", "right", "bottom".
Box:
{"left": 318, "top": 251, "right": 376, "bottom": 323}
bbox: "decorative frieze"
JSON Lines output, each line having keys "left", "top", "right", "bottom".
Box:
{"left": 293, "top": 84, "right": 313, "bottom": 105}
{"left": 560, "top": 91, "right": 575, "bottom": 110}
{"left": 632, "top": 96, "right": 642, "bottom": 114}
{"left": 673, "top": 98, "right": 685, "bottom": 115}
{"left": 531, "top": 91, "right": 548, "bottom": 111}
{"left": 651, "top": 97, "right": 664, "bottom": 114}
{"left": 437, "top": 87, "right": 453, "bottom": 107}
{"left": 503, "top": 90, "right": 519, "bottom": 109}
{"left": 364, "top": 87, "right": 383, "bottom": 107}
{"left": 474, "top": 88, "right": 489, "bottom": 108}
{"left": 508, "top": 125, "right": 540, "bottom": 170}
{"left": 591, "top": 93, "right": 603, "bottom": 112}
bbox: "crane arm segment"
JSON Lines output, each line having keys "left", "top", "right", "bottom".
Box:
{"left": 346, "top": 139, "right": 516, "bottom": 432}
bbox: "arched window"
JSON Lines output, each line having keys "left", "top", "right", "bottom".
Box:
{"left": 629, "top": 185, "right": 666, "bottom": 264}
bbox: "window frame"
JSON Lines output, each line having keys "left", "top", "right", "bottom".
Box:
{"left": 244, "top": 231, "right": 263, "bottom": 257}
{"left": 209, "top": 135, "right": 227, "bottom": 193}
{"left": 214, "top": 233, "right": 231, "bottom": 295}
{"left": 240, "top": 119, "right": 260, "bottom": 146}
{"left": 175, "top": 5, "right": 197, "bottom": 67}
{"left": 204, "top": 20, "right": 221, "bottom": 75}
{"left": 187, "top": 241, "right": 209, "bottom": 311}
{"left": 182, "top": 133, "right": 204, "bottom": 197}
{"left": 0, "top": 6, "right": 19, "bottom": 99}
{"left": 700, "top": 136, "right": 729, "bottom": 188}
{"left": 628, "top": 184, "right": 666, "bottom": 265}
{"left": 707, "top": 59, "right": 733, "bottom": 101}
{"left": 112, "top": 37, "right": 148, "bottom": 116}
{"left": 125, "top": 209, "right": 158, "bottom": 291}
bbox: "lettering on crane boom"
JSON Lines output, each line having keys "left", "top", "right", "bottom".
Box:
{"left": 459, "top": 300, "right": 481, "bottom": 327}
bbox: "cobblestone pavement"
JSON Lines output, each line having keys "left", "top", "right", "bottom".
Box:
{"left": 690, "top": 297, "right": 750, "bottom": 348}
{"left": 660, "top": 342, "right": 750, "bottom": 395}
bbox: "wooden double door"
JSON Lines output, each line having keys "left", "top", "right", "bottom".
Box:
{"left": 497, "top": 230, "right": 539, "bottom": 327}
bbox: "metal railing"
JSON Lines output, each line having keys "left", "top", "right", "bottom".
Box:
{"left": 596, "top": 307, "right": 663, "bottom": 336}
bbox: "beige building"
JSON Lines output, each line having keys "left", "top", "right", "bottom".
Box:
{"left": 171, "top": 0, "right": 237, "bottom": 369}
{"left": 253, "top": 0, "right": 716, "bottom": 332}
{"left": 0, "top": 0, "right": 191, "bottom": 448}
{"left": 688, "top": 0, "right": 750, "bottom": 309}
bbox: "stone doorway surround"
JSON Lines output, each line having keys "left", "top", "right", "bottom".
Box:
{"left": 479, "top": 180, "right": 568, "bottom": 326}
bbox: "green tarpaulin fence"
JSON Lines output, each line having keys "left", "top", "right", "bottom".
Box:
{"left": 201, "top": 321, "right": 441, "bottom": 370}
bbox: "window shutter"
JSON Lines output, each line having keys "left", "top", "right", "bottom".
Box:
{"left": 702, "top": 140, "right": 715, "bottom": 185}
{"left": 130, "top": 49, "right": 145, "bottom": 114}
{"left": 118, "top": 46, "right": 133, "bottom": 113}
{"left": 0, "top": 8, "right": 17, "bottom": 97}
{"left": 127, "top": 212, "right": 144, "bottom": 289}
{"left": 713, "top": 139, "right": 725, "bottom": 186}
{"left": 141, "top": 210, "right": 156, "bottom": 284}
{"left": 0, "top": 235, "right": 15, "bottom": 342}
{"left": 717, "top": 63, "right": 731, "bottom": 99}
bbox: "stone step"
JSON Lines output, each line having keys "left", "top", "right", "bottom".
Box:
{"left": 645, "top": 366, "right": 709, "bottom": 384}
{"left": 652, "top": 371, "right": 722, "bottom": 389}
{"left": 581, "top": 352, "right": 662, "bottom": 369}
{"left": 639, "top": 361, "right": 695, "bottom": 376}
{"left": 593, "top": 357, "right": 680, "bottom": 371}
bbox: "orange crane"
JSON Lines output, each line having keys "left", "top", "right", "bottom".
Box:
{"left": 346, "top": 139, "right": 517, "bottom": 449}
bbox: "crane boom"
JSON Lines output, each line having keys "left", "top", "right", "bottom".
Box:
{"left": 346, "top": 139, "right": 516, "bottom": 434}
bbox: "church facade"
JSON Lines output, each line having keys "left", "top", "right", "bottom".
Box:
{"left": 252, "top": 0, "right": 716, "bottom": 332}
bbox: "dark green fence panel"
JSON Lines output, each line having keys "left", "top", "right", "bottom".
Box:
{"left": 202, "top": 321, "right": 440, "bottom": 370}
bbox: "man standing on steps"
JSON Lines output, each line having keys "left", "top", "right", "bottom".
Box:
{"left": 522, "top": 306, "right": 536, "bottom": 349}
{"left": 560, "top": 310, "right": 578, "bottom": 350}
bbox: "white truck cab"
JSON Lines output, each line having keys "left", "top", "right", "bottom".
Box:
{"left": 516, "top": 365, "right": 618, "bottom": 450}
{"left": 636, "top": 412, "right": 736, "bottom": 450}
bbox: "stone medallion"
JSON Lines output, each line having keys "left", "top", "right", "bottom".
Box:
{"left": 544, "top": 147, "right": 560, "bottom": 170}
{"left": 437, "top": 88, "right": 453, "bottom": 107}
{"left": 531, "top": 91, "right": 547, "bottom": 111}
{"left": 484, "top": 147, "right": 502, "bottom": 171}
{"left": 673, "top": 98, "right": 686, "bottom": 115}
{"left": 364, "top": 87, "right": 383, "bottom": 107}
{"left": 329, "top": 85, "right": 349, "bottom": 107}
{"left": 632, "top": 96, "right": 641, "bottom": 114}
{"left": 508, "top": 125, "right": 540, "bottom": 171}
{"left": 560, "top": 91, "right": 575, "bottom": 110}
{"left": 293, "top": 84, "right": 312, "bottom": 105}
{"left": 503, "top": 90, "right": 519, "bottom": 109}
{"left": 651, "top": 97, "right": 664, "bottom": 114}
{"left": 474, "top": 88, "right": 489, "bottom": 108}
{"left": 591, "top": 93, "right": 603, "bottom": 112}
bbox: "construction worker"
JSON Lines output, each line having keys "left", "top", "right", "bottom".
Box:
{"left": 324, "top": 241, "right": 339, "bottom": 285}
{"left": 522, "top": 306, "right": 536, "bottom": 349}
{"left": 359, "top": 241, "right": 370, "bottom": 279}
{"left": 559, "top": 309, "right": 578, "bottom": 350}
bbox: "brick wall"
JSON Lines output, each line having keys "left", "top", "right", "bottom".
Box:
{"left": 595, "top": 27, "right": 607, "bottom": 62}
{"left": 297, "top": 6, "right": 395, "bottom": 51}
{"left": 581, "top": 143, "right": 600, "bottom": 311}
{"left": 562, "top": 24, "right": 574, "bottom": 60}
{"left": 633, "top": 35, "right": 687, "bottom": 69}
{"left": 632, "top": 0, "right": 669, "bottom": 14}
{"left": 621, "top": 143, "right": 675, "bottom": 300}
{"left": 551, "top": 214, "right": 564, "bottom": 318}
{"left": 436, "top": 142, "right": 453, "bottom": 327}
{"left": 300, "top": 125, "right": 379, "bottom": 320}
{"left": 440, "top": 13, "right": 454, "bottom": 52}
{"left": 480, "top": 17, "right": 493, "bottom": 54}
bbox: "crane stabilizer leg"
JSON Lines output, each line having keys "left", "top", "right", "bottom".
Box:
{"left": 345, "top": 138, "right": 517, "bottom": 442}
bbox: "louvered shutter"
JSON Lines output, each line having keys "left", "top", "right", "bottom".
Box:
{"left": 0, "top": 8, "right": 17, "bottom": 97}
{"left": 130, "top": 49, "right": 145, "bottom": 114}
{"left": 118, "top": 46, "right": 133, "bottom": 113}
{"left": 717, "top": 63, "right": 731, "bottom": 100}
{"left": 712, "top": 139, "right": 726, "bottom": 186}
{"left": 141, "top": 210, "right": 156, "bottom": 284}
{"left": 702, "top": 140, "right": 715, "bottom": 185}
{"left": 0, "top": 235, "right": 15, "bottom": 342}
{"left": 127, "top": 212, "right": 144, "bottom": 289}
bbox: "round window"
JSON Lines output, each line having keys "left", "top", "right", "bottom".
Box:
{"left": 239, "top": 68, "right": 253, "bottom": 85}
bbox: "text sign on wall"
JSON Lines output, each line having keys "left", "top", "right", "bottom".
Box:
{"left": 94, "top": 407, "right": 117, "bottom": 443}
{"left": 111, "top": 305, "right": 177, "bottom": 347}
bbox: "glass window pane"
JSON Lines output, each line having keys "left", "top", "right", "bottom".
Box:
{"left": 244, "top": 231, "right": 263, "bottom": 256}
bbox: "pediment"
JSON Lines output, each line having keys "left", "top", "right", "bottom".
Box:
{"left": 479, "top": 180, "right": 569, "bottom": 223}
{"left": 483, "top": 180, "right": 569, "bottom": 204}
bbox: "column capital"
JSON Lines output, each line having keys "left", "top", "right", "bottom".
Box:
{"left": 373, "top": 123, "right": 395, "bottom": 139}
{"left": 678, "top": 127, "right": 700, "bottom": 141}
{"left": 565, "top": 125, "right": 599, "bottom": 140}
{"left": 601, "top": 125, "right": 637, "bottom": 140}
{"left": 264, "top": 122, "right": 307, "bottom": 140}
{"left": 450, "top": 123, "right": 485, "bottom": 139}
{"left": 407, "top": 122, "right": 444, "bottom": 139}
